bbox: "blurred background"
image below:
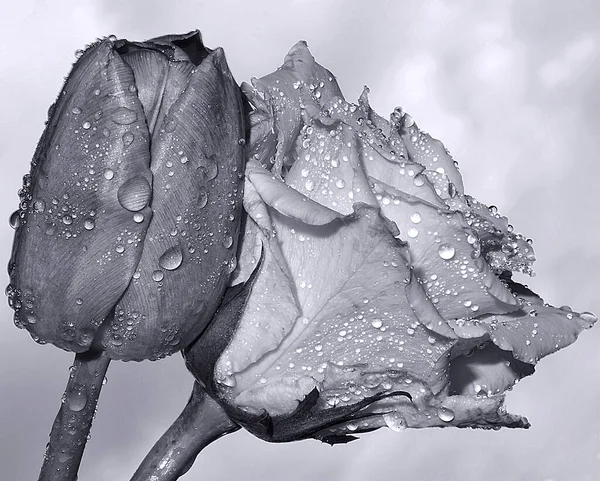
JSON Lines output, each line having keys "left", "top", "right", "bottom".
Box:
{"left": 1, "top": 1, "right": 599, "bottom": 480}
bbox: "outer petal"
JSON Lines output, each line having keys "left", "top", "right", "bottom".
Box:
{"left": 214, "top": 205, "right": 456, "bottom": 421}
{"left": 9, "top": 39, "right": 152, "bottom": 352}
{"left": 105, "top": 48, "right": 245, "bottom": 360}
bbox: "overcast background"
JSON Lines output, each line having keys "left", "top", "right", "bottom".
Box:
{"left": 1, "top": 1, "right": 599, "bottom": 480}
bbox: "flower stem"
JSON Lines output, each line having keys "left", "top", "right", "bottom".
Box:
{"left": 131, "top": 382, "right": 239, "bottom": 481}
{"left": 38, "top": 350, "right": 110, "bottom": 481}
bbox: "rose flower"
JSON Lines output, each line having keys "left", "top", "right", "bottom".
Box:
{"left": 134, "top": 41, "right": 596, "bottom": 480}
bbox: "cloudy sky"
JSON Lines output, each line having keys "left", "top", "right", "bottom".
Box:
{"left": 1, "top": 1, "right": 599, "bottom": 480}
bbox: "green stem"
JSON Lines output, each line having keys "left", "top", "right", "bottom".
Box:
{"left": 38, "top": 350, "right": 111, "bottom": 481}
{"left": 131, "top": 382, "right": 239, "bottom": 481}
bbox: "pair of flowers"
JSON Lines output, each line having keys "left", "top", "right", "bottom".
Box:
{"left": 8, "top": 31, "right": 594, "bottom": 480}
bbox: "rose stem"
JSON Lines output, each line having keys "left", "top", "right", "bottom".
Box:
{"left": 131, "top": 381, "right": 239, "bottom": 481}
{"left": 38, "top": 349, "right": 111, "bottom": 481}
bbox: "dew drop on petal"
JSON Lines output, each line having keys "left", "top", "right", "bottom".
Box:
{"left": 159, "top": 246, "right": 183, "bottom": 271}
{"left": 133, "top": 213, "right": 144, "bottom": 223}
{"left": 122, "top": 132, "right": 134, "bottom": 147}
{"left": 410, "top": 212, "right": 421, "bottom": 224}
{"left": 437, "top": 407, "right": 455, "bottom": 422}
{"left": 9, "top": 211, "right": 20, "bottom": 229}
{"left": 335, "top": 179, "right": 346, "bottom": 189}
{"left": 222, "top": 234, "right": 234, "bottom": 249}
{"left": 117, "top": 176, "right": 151, "bottom": 211}
{"left": 152, "top": 270, "right": 164, "bottom": 282}
{"left": 83, "top": 218, "right": 95, "bottom": 230}
{"left": 383, "top": 412, "right": 406, "bottom": 432}
{"left": 407, "top": 227, "right": 418, "bottom": 238}
{"left": 197, "top": 187, "right": 208, "bottom": 208}
{"left": 103, "top": 169, "right": 114, "bottom": 180}
{"left": 112, "top": 107, "right": 138, "bottom": 125}
{"left": 438, "top": 244, "right": 455, "bottom": 260}
{"left": 371, "top": 319, "right": 383, "bottom": 329}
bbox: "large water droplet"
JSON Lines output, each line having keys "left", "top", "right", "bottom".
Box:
{"left": 66, "top": 387, "right": 88, "bottom": 412}
{"left": 159, "top": 246, "right": 183, "bottom": 271}
{"left": 407, "top": 227, "right": 418, "bottom": 238}
{"left": 117, "top": 176, "right": 151, "bottom": 211}
{"left": 133, "top": 213, "right": 144, "bottom": 223}
{"left": 383, "top": 412, "right": 406, "bottom": 432}
{"left": 197, "top": 186, "right": 208, "bottom": 208}
{"left": 410, "top": 212, "right": 421, "bottom": 224}
{"left": 152, "top": 270, "right": 164, "bottom": 282}
{"left": 9, "top": 211, "right": 21, "bottom": 229}
{"left": 83, "top": 218, "right": 95, "bottom": 230}
{"left": 222, "top": 234, "right": 234, "bottom": 249}
{"left": 122, "top": 132, "right": 134, "bottom": 147}
{"left": 438, "top": 244, "right": 455, "bottom": 260}
{"left": 437, "top": 407, "right": 455, "bottom": 422}
{"left": 103, "top": 169, "right": 114, "bottom": 180}
{"left": 112, "top": 107, "right": 138, "bottom": 125}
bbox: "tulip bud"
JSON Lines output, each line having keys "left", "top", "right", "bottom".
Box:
{"left": 7, "top": 31, "right": 245, "bottom": 361}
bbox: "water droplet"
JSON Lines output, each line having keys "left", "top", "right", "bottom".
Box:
{"left": 33, "top": 200, "right": 46, "bottom": 213}
{"left": 66, "top": 388, "right": 87, "bottom": 412}
{"left": 75, "top": 298, "right": 83, "bottom": 305}
{"left": 82, "top": 121, "right": 91, "bottom": 130}
{"left": 383, "top": 412, "right": 406, "bottom": 432}
{"left": 413, "top": 176, "right": 425, "bottom": 187}
{"left": 335, "top": 179, "right": 346, "bottom": 189}
{"left": 407, "top": 227, "right": 418, "bottom": 238}
{"left": 222, "top": 234, "right": 234, "bottom": 249}
{"left": 9, "top": 211, "right": 21, "bottom": 229}
{"left": 128, "top": 84, "right": 137, "bottom": 93}
{"left": 71, "top": 107, "right": 82, "bottom": 115}
{"left": 133, "top": 213, "right": 144, "bottom": 223}
{"left": 371, "top": 319, "right": 383, "bottom": 329}
{"left": 467, "top": 234, "right": 477, "bottom": 244}
{"left": 152, "top": 270, "right": 164, "bottom": 282}
{"left": 83, "top": 218, "right": 95, "bottom": 230}
{"left": 122, "top": 132, "right": 134, "bottom": 147}
{"left": 159, "top": 246, "right": 183, "bottom": 271}
{"left": 305, "top": 179, "right": 315, "bottom": 191}
{"left": 437, "top": 407, "right": 455, "bottom": 422}
{"left": 115, "top": 245, "right": 125, "bottom": 253}
{"left": 180, "top": 155, "right": 189, "bottom": 164}
{"left": 410, "top": 212, "right": 421, "bottom": 224}
{"left": 112, "top": 107, "right": 138, "bottom": 125}
{"left": 62, "top": 215, "right": 73, "bottom": 225}
{"left": 438, "top": 244, "right": 455, "bottom": 260}
{"left": 94, "top": 109, "right": 103, "bottom": 120}
{"left": 103, "top": 169, "right": 114, "bottom": 180}
{"left": 117, "top": 176, "right": 151, "bottom": 211}
{"left": 197, "top": 186, "right": 209, "bottom": 208}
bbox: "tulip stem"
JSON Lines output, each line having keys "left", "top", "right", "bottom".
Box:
{"left": 131, "top": 381, "right": 240, "bottom": 481}
{"left": 38, "top": 350, "right": 111, "bottom": 481}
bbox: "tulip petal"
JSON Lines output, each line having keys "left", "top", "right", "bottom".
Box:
{"left": 9, "top": 39, "right": 152, "bottom": 352}
{"left": 107, "top": 48, "right": 245, "bottom": 360}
